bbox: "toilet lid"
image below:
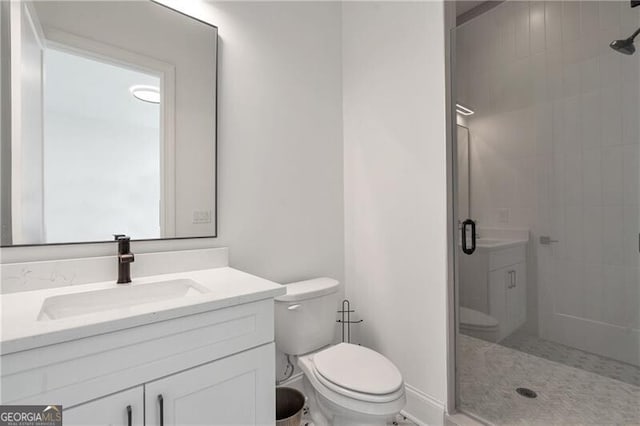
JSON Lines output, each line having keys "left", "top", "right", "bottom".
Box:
{"left": 460, "top": 307, "right": 498, "bottom": 328}
{"left": 313, "top": 343, "right": 403, "bottom": 395}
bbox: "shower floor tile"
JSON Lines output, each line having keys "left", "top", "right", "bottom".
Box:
{"left": 501, "top": 329, "right": 640, "bottom": 388}
{"left": 458, "top": 335, "right": 640, "bottom": 425}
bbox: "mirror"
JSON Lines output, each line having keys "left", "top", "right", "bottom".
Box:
{"left": 456, "top": 125, "right": 470, "bottom": 221}
{"left": 0, "top": 1, "right": 217, "bottom": 246}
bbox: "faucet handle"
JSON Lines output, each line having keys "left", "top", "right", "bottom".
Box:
{"left": 113, "top": 234, "right": 129, "bottom": 241}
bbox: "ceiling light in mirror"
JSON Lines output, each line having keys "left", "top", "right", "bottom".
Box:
{"left": 456, "top": 103, "right": 475, "bottom": 116}
{"left": 130, "top": 85, "right": 161, "bottom": 104}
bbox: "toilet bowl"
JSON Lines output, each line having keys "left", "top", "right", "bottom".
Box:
{"left": 275, "top": 278, "right": 406, "bottom": 426}
{"left": 459, "top": 306, "right": 500, "bottom": 342}
{"left": 299, "top": 343, "right": 406, "bottom": 426}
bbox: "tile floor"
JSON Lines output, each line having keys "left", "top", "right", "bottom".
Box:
{"left": 502, "top": 330, "right": 640, "bottom": 388}
{"left": 458, "top": 334, "right": 640, "bottom": 425}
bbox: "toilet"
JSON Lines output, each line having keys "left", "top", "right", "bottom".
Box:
{"left": 459, "top": 306, "right": 500, "bottom": 342}
{"left": 275, "top": 278, "right": 406, "bottom": 426}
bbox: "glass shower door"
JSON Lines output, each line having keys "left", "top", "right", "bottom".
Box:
{"left": 453, "top": 1, "right": 640, "bottom": 423}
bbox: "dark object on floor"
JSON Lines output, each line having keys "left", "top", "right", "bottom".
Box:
{"left": 516, "top": 387, "right": 538, "bottom": 399}
{"left": 276, "top": 387, "right": 305, "bottom": 426}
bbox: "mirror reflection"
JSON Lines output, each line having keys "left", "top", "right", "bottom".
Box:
{"left": 1, "top": 1, "right": 218, "bottom": 246}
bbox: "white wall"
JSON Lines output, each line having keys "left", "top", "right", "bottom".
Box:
{"left": 206, "top": 2, "right": 345, "bottom": 381}
{"left": 343, "top": 2, "right": 449, "bottom": 423}
{"left": 456, "top": 1, "right": 640, "bottom": 365}
{"left": 209, "top": 1, "right": 345, "bottom": 286}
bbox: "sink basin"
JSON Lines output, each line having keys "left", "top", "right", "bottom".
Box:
{"left": 37, "top": 279, "right": 209, "bottom": 321}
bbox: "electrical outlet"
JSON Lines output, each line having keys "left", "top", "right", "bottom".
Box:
{"left": 192, "top": 210, "right": 212, "bottom": 224}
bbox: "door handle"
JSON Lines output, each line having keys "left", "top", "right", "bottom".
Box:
{"left": 126, "top": 405, "right": 132, "bottom": 426}
{"left": 158, "top": 394, "right": 164, "bottom": 426}
{"left": 461, "top": 219, "right": 477, "bottom": 255}
{"left": 540, "top": 236, "right": 559, "bottom": 245}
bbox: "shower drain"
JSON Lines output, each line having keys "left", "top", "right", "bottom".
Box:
{"left": 516, "top": 387, "right": 538, "bottom": 398}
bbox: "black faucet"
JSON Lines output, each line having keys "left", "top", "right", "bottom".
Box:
{"left": 114, "top": 234, "right": 135, "bottom": 284}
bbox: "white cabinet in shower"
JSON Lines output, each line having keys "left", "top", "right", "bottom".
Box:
{"left": 489, "top": 261, "right": 526, "bottom": 340}
{"left": 459, "top": 237, "right": 528, "bottom": 341}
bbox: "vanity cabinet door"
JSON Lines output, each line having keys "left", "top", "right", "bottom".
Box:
{"left": 488, "top": 268, "right": 508, "bottom": 339}
{"left": 145, "top": 343, "right": 275, "bottom": 426}
{"left": 507, "top": 262, "right": 527, "bottom": 331}
{"left": 63, "top": 386, "right": 143, "bottom": 426}
{"left": 489, "top": 262, "right": 527, "bottom": 340}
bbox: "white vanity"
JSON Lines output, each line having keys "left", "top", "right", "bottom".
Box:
{"left": 0, "top": 250, "right": 285, "bottom": 426}
{"left": 459, "top": 229, "right": 529, "bottom": 340}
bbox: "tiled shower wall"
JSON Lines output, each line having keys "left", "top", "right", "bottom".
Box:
{"left": 456, "top": 1, "right": 640, "bottom": 365}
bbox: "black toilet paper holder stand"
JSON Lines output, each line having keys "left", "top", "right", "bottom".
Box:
{"left": 336, "top": 299, "right": 363, "bottom": 343}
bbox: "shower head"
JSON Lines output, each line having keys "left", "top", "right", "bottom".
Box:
{"left": 610, "top": 37, "right": 636, "bottom": 55}
{"left": 611, "top": 27, "right": 640, "bottom": 55}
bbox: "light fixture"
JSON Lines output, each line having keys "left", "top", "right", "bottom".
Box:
{"left": 456, "top": 103, "right": 475, "bottom": 116}
{"left": 130, "top": 85, "right": 160, "bottom": 104}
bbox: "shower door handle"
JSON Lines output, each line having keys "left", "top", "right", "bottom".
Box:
{"left": 461, "top": 219, "right": 477, "bottom": 255}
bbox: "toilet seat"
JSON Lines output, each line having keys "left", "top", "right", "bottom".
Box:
{"left": 311, "top": 366, "right": 405, "bottom": 403}
{"left": 298, "top": 351, "right": 406, "bottom": 418}
{"left": 305, "top": 344, "right": 405, "bottom": 404}
{"left": 314, "top": 343, "right": 403, "bottom": 395}
{"left": 459, "top": 307, "right": 498, "bottom": 330}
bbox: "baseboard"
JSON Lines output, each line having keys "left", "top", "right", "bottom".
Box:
{"left": 402, "top": 384, "right": 446, "bottom": 426}
{"left": 445, "top": 411, "right": 488, "bottom": 426}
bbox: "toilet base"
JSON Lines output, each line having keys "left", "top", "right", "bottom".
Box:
{"left": 303, "top": 375, "right": 396, "bottom": 426}
{"left": 460, "top": 327, "right": 500, "bottom": 343}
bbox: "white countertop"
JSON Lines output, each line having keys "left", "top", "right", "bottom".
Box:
{"left": 0, "top": 267, "right": 285, "bottom": 355}
{"left": 476, "top": 238, "right": 529, "bottom": 250}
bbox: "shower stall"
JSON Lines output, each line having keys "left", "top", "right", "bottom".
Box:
{"left": 452, "top": 1, "right": 640, "bottom": 423}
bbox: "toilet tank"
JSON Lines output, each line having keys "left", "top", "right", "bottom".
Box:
{"left": 274, "top": 278, "right": 340, "bottom": 356}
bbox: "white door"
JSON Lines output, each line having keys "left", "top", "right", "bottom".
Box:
{"left": 63, "top": 386, "right": 143, "bottom": 426}
{"left": 145, "top": 343, "right": 275, "bottom": 426}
